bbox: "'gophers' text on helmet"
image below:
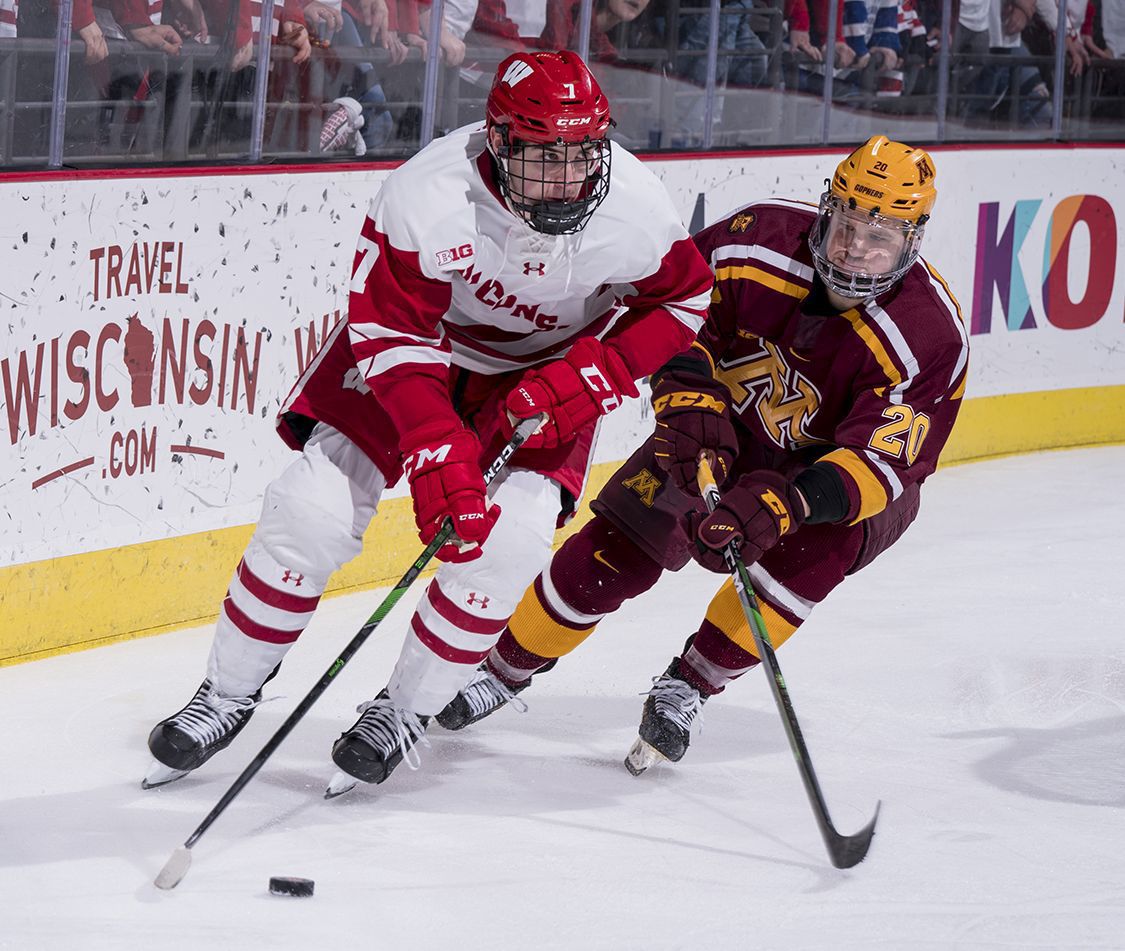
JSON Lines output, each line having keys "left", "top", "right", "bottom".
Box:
{"left": 808, "top": 135, "right": 938, "bottom": 299}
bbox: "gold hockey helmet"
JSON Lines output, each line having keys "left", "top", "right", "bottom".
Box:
{"left": 831, "top": 135, "right": 937, "bottom": 222}
{"left": 808, "top": 136, "right": 938, "bottom": 299}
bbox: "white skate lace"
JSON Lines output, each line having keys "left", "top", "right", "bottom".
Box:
{"left": 462, "top": 667, "right": 528, "bottom": 719}
{"left": 352, "top": 697, "right": 431, "bottom": 771}
{"left": 646, "top": 674, "right": 703, "bottom": 734}
{"left": 170, "top": 681, "right": 264, "bottom": 748}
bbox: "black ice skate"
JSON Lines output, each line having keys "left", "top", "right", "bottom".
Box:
{"left": 624, "top": 661, "right": 707, "bottom": 776}
{"left": 143, "top": 679, "right": 264, "bottom": 788}
{"left": 325, "top": 691, "right": 431, "bottom": 798}
{"left": 433, "top": 660, "right": 551, "bottom": 731}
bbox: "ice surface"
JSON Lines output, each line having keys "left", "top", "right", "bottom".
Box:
{"left": 3, "top": 446, "right": 1124, "bottom": 950}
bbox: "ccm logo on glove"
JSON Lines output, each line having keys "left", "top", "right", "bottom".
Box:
{"left": 691, "top": 471, "right": 807, "bottom": 573}
{"left": 758, "top": 488, "right": 792, "bottom": 535}
{"left": 504, "top": 337, "right": 638, "bottom": 449}
{"left": 578, "top": 364, "right": 622, "bottom": 414}
{"left": 402, "top": 443, "right": 453, "bottom": 476}
{"left": 652, "top": 391, "right": 726, "bottom": 415}
{"left": 401, "top": 427, "right": 500, "bottom": 563}
{"left": 651, "top": 361, "right": 737, "bottom": 496}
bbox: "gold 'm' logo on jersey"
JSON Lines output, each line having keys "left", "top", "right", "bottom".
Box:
{"left": 622, "top": 468, "right": 661, "bottom": 507}
{"left": 728, "top": 211, "right": 756, "bottom": 233}
{"left": 716, "top": 340, "right": 822, "bottom": 450}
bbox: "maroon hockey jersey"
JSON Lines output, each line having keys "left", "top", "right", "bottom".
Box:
{"left": 691, "top": 198, "right": 970, "bottom": 525}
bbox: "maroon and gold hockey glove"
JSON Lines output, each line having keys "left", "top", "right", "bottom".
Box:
{"left": 504, "top": 337, "right": 639, "bottom": 449}
{"left": 402, "top": 424, "right": 500, "bottom": 563}
{"left": 651, "top": 356, "right": 737, "bottom": 496}
{"left": 690, "top": 470, "right": 806, "bottom": 572}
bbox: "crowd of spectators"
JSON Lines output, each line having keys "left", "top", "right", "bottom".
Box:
{"left": 1, "top": 0, "right": 1123, "bottom": 163}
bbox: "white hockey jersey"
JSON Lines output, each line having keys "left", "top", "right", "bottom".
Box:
{"left": 344, "top": 123, "right": 713, "bottom": 442}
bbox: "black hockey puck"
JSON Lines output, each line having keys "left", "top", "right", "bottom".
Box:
{"left": 269, "top": 876, "right": 315, "bottom": 897}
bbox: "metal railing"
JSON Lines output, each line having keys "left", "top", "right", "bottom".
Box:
{"left": 1, "top": 0, "right": 1122, "bottom": 171}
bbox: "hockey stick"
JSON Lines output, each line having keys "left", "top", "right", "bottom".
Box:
{"left": 696, "top": 456, "right": 880, "bottom": 869}
{"left": 154, "top": 413, "right": 546, "bottom": 890}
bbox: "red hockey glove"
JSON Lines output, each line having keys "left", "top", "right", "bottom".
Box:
{"left": 401, "top": 425, "right": 500, "bottom": 563}
{"left": 651, "top": 367, "right": 737, "bottom": 496}
{"left": 505, "top": 337, "right": 639, "bottom": 449}
{"left": 690, "top": 471, "right": 806, "bottom": 573}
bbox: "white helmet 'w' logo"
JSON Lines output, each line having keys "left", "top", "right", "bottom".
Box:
{"left": 502, "top": 61, "right": 535, "bottom": 88}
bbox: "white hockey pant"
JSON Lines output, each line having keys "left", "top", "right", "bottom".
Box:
{"left": 206, "top": 424, "right": 560, "bottom": 715}
{"left": 207, "top": 425, "right": 385, "bottom": 698}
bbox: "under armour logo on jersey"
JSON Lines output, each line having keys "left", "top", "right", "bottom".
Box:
{"left": 466, "top": 592, "right": 490, "bottom": 610}
{"left": 502, "top": 60, "right": 535, "bottom": 88}
{"left": 523, "top": 261, "right": 546, "bottom": 276}
{"left": 281, "top": 570, "right": 304, "bottom": 586}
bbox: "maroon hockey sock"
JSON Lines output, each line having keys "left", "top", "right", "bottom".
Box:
{"left": 677, "top": 620, "right": 761, "bottom": 697}
{"left": 488, "top": 515, "right": 665, "bottom": 684}
{"left": 487, "top": 630, "right": 554, "bottom": 688}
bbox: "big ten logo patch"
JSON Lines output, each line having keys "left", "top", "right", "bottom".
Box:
{"left": 715, "top": 340, "right": 821, "bottom": 451}
{"left": 436, "top": 243, "right": 474, "bottom": 268}
{"left": 622, "top": 468, "right": 661, "bottom": 506}
{"left": 973, "top": 195, "right": 1119, "bottom": 334}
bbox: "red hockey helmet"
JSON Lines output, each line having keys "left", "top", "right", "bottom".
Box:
{"left": 486, "top": 50, "right": 612, "bottom": 145}
{"left": 485, "top": 50, "right": 613, "bottom": 234}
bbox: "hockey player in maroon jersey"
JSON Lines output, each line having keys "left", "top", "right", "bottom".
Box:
{"left": 142, "top": 50, "right": 713, "bottom": 792}
{"left": 435, "top": 136, "right": 971, "bottom": 773}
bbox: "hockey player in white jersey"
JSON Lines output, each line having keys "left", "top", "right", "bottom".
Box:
{"left": 144, "top": 49, "right": 715, "bottom": 793}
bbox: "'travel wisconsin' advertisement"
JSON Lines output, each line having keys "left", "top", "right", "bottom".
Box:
{"left": 3, "top": 148, "right": 1124, "bottom": 571}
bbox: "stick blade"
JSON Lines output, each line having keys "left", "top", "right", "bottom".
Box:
{"left": 154, "top": 847, "right": 193, "bottom": 890}
{"left": 826, "top": 800, "right": 881, "bottom": 869}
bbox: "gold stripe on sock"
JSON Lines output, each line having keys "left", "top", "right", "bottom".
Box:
{"left": 508, "top": 584, "right": 597, "bottom": 659}
{"left": 703, "top": 578, "right": 799, "bottom": 659}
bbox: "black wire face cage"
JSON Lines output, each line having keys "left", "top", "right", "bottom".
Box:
{"left": 807, "top": 190, "right": 926, "bottom": 300}
{"left": 493, "top": 131, "right": 612, "bottom": 235}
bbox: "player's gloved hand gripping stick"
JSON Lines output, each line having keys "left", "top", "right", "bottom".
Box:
{"left": 504, "top": 337, "right": 638, "bottom": 449}
{"left": 695, "top": 454, "right": 880, "bottom": 870}
{"left": 153, "top": 414, "right": 546, "bottom": 891}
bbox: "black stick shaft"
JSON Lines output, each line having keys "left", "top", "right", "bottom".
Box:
{"left": 180, "top": 415, "right": 544, "bottom": 851}
{"left": 696, "top": 457, "right": 879, "bottom": 868}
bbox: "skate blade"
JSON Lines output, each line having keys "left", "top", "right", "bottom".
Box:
{"left": 624, "top": 737, "right": 666, "bottom": 777}
{"left": 324, "top": 770, "right": 359, "bottom": 800}
{"left": 142, "top": 761, "right": 191, "bottom": 790}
